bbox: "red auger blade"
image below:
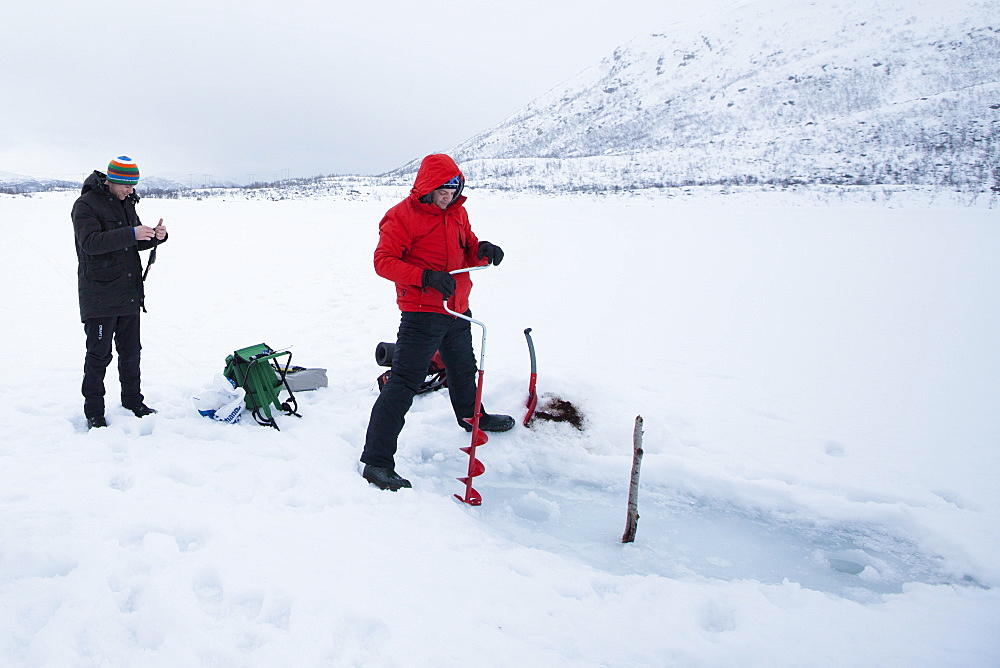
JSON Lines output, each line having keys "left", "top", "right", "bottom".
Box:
{"left": 453, "top": 490, "right": 482, "bottom": 506}
{"left": 454, "top": 479, "right": 483, "bottom": 506}
{"left": 462, "top": 418, "right": 490, "bottom": 446}
{"left": 459, "top": 456, "right": 486, "bottom": 480}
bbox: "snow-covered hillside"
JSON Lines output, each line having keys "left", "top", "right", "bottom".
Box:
{"left": 6, "top": 2, "right": 997, "bottom": 196}
{"left": 384, "top": 0, "right": 999, "bottom": 192}
{"left": 0, "top": 170, "right": 76, "bottom": 194}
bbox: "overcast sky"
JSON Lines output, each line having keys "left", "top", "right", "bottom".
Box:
{"left": 1, "top": 0, "right": 737, "bottom": 184}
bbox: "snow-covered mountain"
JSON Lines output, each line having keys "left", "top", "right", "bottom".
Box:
{"left": 0, "top": 170, "right": 78, "bottom": 194}
{"left": 387, "top": 0, "right": 1000, "bottom": 192}
{"left": 134, "top": 175, "right": 198, "bottom": 192}
{"left": 7, "top": 1, "right": 996, "bottom": 197}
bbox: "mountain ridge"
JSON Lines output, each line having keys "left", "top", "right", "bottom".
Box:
{"left": 385, "top": 0, "right": 999, "bottom": 192}
{"left": 5, "top": 0, "right": 997, "bottom": 195}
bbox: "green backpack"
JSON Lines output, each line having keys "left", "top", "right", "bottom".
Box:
{"left": 223, "top": 343, "right": 301, "bottom": 430}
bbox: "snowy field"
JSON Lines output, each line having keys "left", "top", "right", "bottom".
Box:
{"left": 1, "top": 188, "right": 998, "bottom": 665}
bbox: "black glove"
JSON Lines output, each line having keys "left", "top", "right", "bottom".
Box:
{"left": 477, "top": 241, "right": 504, "bottom": 266}
{"left": 422, "top": 270, "right": 456, "bottom": 299}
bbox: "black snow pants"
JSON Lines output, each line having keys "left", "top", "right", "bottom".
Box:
{"left": 82, "top": 314, "right": 144, "bottom": 418}
{"left": 362, "top": 311, "right": 479, "bottom": 469}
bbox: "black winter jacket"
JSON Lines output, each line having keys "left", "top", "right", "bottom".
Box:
{"left": 72, "top": 171, "right": 166, "bottom": 321}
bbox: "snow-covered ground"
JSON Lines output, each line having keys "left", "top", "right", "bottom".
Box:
{"left": 1, "top": 188, "right": 998, "bottom": 665}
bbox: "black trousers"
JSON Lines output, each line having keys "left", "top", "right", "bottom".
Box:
{"left": 362, "top": 311, "right": 479, "bottom": 469}
{"left": 82, "top": 315, "right": 143, "bottom": 418}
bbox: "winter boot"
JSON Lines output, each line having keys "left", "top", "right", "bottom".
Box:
{"left": 362, "top": 465, "right": 412, "bottom": 491}
{"left": 127, "top": 403, "right": 158, "bottom": 418}
{"left": 460, "top": 413, "right": 515, "bottom": 433}
{"left": 88, "top": 416, "right": 107, "bottom": 429}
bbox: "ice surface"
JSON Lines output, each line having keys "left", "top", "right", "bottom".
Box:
{"left": 0, "top": 187, "right": 997, "bottom": 665}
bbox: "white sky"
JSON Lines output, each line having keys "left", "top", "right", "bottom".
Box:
{"left": 1, "top": 0, "right": 737, "bottom": 183}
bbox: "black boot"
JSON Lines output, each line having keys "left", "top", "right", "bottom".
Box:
{"left": 87, "top": 416, "right": 107, "bottom": 429}
{"left": 362, "top": 465, "right": 412, "bottom": 491}
{"left": 460, "top": 413, "right": 515, "bottom": 433}
{"left": 127, "top": 403, "right": 158, "bottom": 418}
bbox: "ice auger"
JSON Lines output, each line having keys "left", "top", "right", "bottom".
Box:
{"left": 444, "top": 265, "right": 491, "bottom": 506}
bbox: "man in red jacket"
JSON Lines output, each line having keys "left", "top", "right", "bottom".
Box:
{"left": 361, "top": 154, "right": 513, "bottom": 491}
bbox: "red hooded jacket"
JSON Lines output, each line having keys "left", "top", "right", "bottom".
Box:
{"left": 374, "top": 154, "right": 485, "bottom": 314}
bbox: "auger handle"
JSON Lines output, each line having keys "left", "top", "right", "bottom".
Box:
{"left": 444, "top": 265, "right": 492, "bottom": 371}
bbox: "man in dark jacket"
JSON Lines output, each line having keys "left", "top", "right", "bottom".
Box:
{"left": 361, "top": 153, "right": 513, "bottom": 491}
{"left": 72, "top": 156, "right": 168, "bottom": 429}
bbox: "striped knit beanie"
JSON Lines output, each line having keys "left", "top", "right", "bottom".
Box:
{"left": 107, "top": 156, "right": 140, "bottom": 185}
